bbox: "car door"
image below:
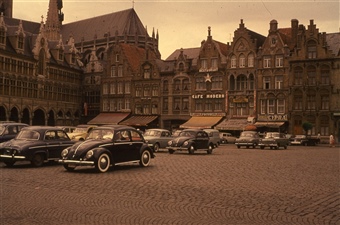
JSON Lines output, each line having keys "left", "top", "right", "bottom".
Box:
{"left": 44, "top": 130, "right": 62, "bottom": 159}
{"left": 112, "top": 130, "right": 134, "bottom": 163}
{"left": 196, "top": 131, "right": 209, "bottom": 149}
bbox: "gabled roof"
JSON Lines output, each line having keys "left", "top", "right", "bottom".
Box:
{"left": 245, "top": 28, "right": 266, "bottom": 48}
{"left": 61, "top": 8, "right": 148, "bottom": 44}
{"left": 165, "top": 47, "right": 200, "bottom": 61}
{"left": 120, "top": 43, "right": 146, "bottom": 73}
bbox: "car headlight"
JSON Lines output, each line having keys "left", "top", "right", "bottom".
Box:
{"left": 168, "top": 140, "right": 173, "bottom": 145}
{"left": 183, "top": 141, "right": 188, "bottom": 146}
{"left": 61, "top": 149, "right": 69, "bottom": 157}
{"left": 85, "top": 150, "right": 94, "bottom": 159}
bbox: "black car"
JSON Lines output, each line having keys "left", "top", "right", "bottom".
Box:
{"left": 0, "top": 122, "right": 29, "bottom": 143}
{"left": 0, "top": 126, "right": 75, "bottom": 167}
{"left": 58, "top": 125, "right": 155, "bottom": 173}
{"left": 166, "top": 129, "right": 214, "bottom": 154}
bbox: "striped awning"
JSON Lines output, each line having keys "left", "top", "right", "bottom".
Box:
{"left": 180, "top": 116, "right": 223, "bottom": 129}
{"left": 87, "top": 113, "right": 130, "bottom": 125}
{"left": 119, "top": 116, "right": 158, "bottom": 126}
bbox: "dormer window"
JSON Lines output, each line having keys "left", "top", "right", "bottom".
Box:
{"left": 307, "top": 40, "right": 317, "bottom": 59}
{"left": 58, "top": 48, "right": 64, "bottom": 61}
{"left": 0, "top": 27, "right": 5, "bottom": 44}
{"left": 18, "top": 34, "right": 24, "bottom": 49}
{"left": 178, "top": 62, "right": 184, "bottom": 71}
{"left": 143, "top": 65, "right": 151, "bottom": 79}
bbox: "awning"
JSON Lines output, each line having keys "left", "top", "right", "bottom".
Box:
{"left": 119, "top": 116, "right": 158, "bottom": 126}
{"left": 214, "top": 119, "right": 249, "bottom": 131}
{"left": 180, "top": 116, "right": 223, "bottom": 129}
{"left": 87, "top": 113, "right": 130, "bottom": 125}
{"left": 254, "top": 122, "right": 285, "bottom": 128}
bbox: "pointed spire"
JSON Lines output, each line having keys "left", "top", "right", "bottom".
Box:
{"left": 45, "top": 0, "right": 61, "bottom": 41}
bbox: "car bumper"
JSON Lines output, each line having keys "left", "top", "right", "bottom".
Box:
{"left": 166, "top": 146, "right": 187, "bottom": 151}
{"left": 0, "top": 154, "right": 26, "bottom": 160}
{"left": 235, "top": 142, "right": 255, "bottom": 146}
{"left": 58, "top": 159, "right": 94, "bottom": 166}
{"left": 259, "top": 143, "right": 278, "bottom": 147}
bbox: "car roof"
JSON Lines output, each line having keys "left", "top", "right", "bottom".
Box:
{"left": 22, "top": 126, "right": 64, "bottom": 131}
{"left": 0, "top": 122, "right": 29, "bottom": 126}
{"left": 95, "top": 125, "right": 134, "bottom": 130}
{"left": 145, "top": 128, "right": 170, "bottom": 132}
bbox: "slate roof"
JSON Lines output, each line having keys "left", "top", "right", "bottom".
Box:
{"left": 326, "top": 33, "right": 340, "bottom": 56}
{"left": 165, "top": 47, "right": 200, "bottom": 61}
{"left": 61, "top": 8, "right": 148, "bottom": 44}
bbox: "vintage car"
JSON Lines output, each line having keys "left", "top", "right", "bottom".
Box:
{"left": 0, "top": 126, "right": 75, "bottom": 167}
{"left": 290, "top": 135, "right": 319, "bottom": 146}
{"left": 59, "top": 125, "right": 155, "bottom": 173}
{"left": 258, "top": 132, "right": 289, "bottom": 149}
{"left": 67, "top": 124, "right": 97, "bottom": 141}
{"left": 235, "top": 131, "right": 260, "bottom": 149}
{"left": 143, "top": 128, "right": 173, "bottom": 152}
{"left": 0, "top": 122, "right": 29, "bottom": 143}
{"left": 57, "top": 126, "right": 76, "bottom": 134}
{"left": 219, "top": 132, "right": 237, "bottom": 144}
{"left": 166, "top": 129, "right": 214, "bottom": 154}
{"left": 203, "top": 129, "right": 221, "bottom": 147}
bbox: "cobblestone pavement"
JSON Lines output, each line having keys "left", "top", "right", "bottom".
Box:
{"left": 1, "top": 144, "right": 339, "bottom": 225}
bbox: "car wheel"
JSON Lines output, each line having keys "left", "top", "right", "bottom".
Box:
{"left": 4, "top": 161, "right": 15, "bottom": 167}
{"left": 63, "top": 164, "right": 75, "bottom": 172}
{"left": 237, "top": 145, "right": 240, "bottom": 149}
{"left": 95, "top": 153, "right": 110, "bottom": 173}
{"left": 31, "top": 153, "right": 44, "bottom": 167}
{"left": 139, "top": 150, "right": 151, "bottom": 167}
{"left": 284, "top": 145, "right": 287, "bottom": 149}
{"left": 188, "top": 145, "right": 195, "bottom": 154}
{"left": 207, "top": 145, "right": 213, "bottom": 154}
{"left": 153, "top": 143, "right": 160, "bottom": 152}
{"left": 168, "top": 149, "right": 174, "bottom": 154}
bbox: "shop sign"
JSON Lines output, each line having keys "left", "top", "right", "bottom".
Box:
{"left": 192, "top": 94, "right": 225, "bottom": 99}
{"left": 258, "top": 114, "right": 288, "bottom": 121}
{"left": 233, "top": 96, "right": 248, "bottom": 103}
{"left": 191, "top": 112, "right": 225, "bottom": 117}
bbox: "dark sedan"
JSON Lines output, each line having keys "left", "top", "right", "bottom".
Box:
{"left": 58, "top": 125, "right": 155, "bottom": 173}
{"left": 235, "top": 131, "right": 260, "bottom": 149}
{"left": 166, "top": 129, "right": 214, "bottom": 154}
{"left": 0, "top": 122, "right": 29, "bottom": 143}
{"left": 0, "top": 126, "right": 75, "bottom": 167}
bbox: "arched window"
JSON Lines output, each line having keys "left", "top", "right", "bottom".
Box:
{"left": 320, "top": 65, "right": 330, "bottom": 85}
{"left": 307, "top": 66, "right": 316, "bottom": 85}
{"left": 247, "top": 53, "right": 254, "bottom": 67}
{"left": 231, "top": 55, "right": 236, "bottom": 68}
{"left": 236, "top": 75, "right": 247, "bottom": 90}
{"left": 293, "top": 67, "right": 303, "bottom": 85}
{"left": 38, "top": 49, "right": 45, "bottom": 75}
{"left": 239, "top": 54, "right": 245, "bottom": 68}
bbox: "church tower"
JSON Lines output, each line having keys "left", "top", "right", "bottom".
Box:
{"left": 0, "top": 0, "right": 13, "bottom": 18}
{"left": 45, "top": 0, "right": 64, "bottom": 41}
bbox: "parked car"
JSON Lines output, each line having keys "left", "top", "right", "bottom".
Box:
{"left": 166, "top": 129, "right": 214, "bottom": 154}
{"left": 0, "top": 122, "right": 29, "bottom": 143}
{"left": 235, "top": 131, "right": 260, "bottom": 149}
{"left": 67, "top": 124, "right": 97, "bottom": 141}
{"left": 59, "top": 125, "right": 155, "bottom": 173}
{"left": 143, "top": 128, "right": 173, "bottom": 152}
{"left": 0, "top": 126, "right": 75, "bottom": 167}
{"left": 203, "top": 129, "right": 221, "bottom": 147}
{"left": 290, "top": 135, "right": 319, "bottom": 146}
{"left": 258, "top": 132, "right": 289, "bottom": 149}
{"left": 219, "top": 132, "right": 237, "bottom": 144}
{"left": 57, "top": 126, "right": 76, "bottom": 134}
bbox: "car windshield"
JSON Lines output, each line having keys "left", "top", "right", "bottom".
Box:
{"left": 240, "top": 133, "right": 254, "bottom": 137}
{"left": 295, "top": 135, "right": 306, "bottom": 138}
{"left": 16, "top": 130, "right": 40, "bottom": 140}
{"left": 265, "top": 133, "right": 279, "bottom": 138}
{"left": 144, "top": 130, "right": 161, "bottom": 137}
{"left": 0, "top": 125, "right": 5, "bottom": 135}
{"left": 86, "top": 129, "right": 113, "bottom": 140}
{"left": 74, "top": 128, "right": 87, "bottom": 133}
{"left": 179, "top": 131, "right": 195, "bottom": 137}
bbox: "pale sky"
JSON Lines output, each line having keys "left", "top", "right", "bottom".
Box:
{"left": 15, "top": 0, "right": 340, "bottom": 59}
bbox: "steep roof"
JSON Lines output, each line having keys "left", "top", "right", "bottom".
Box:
{"left": 61, "top": 8, "right": 148, "bottom": 44}
{"left": 165, "top": 47, "right": 200, "bottom": 61}
{"left": 326, "top": 33, "right": 340, "bottom": 56}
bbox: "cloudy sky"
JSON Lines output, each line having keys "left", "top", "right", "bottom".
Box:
{"left": 15, "top": 0, "right": 339, "bottom": 59}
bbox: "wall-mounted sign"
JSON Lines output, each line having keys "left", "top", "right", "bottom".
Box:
{"left": 192, "top": 94, "right": 225, "bottom": 99}
{"left": 258, "top": 114, "right": 288, "bottom": 121}
{"left": 233, "top": 96, "right": 248, "bottom": 103}
{"left": 191, "top": 112, "right": 226, "bottom": 117}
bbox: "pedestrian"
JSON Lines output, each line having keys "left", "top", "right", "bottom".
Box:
{"left": 329, "top": 134, "right": 335, "bottom": 147}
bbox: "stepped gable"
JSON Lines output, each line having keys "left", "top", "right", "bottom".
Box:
{"left": 61, "top": 8, "right": 148, "bottom": 44}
